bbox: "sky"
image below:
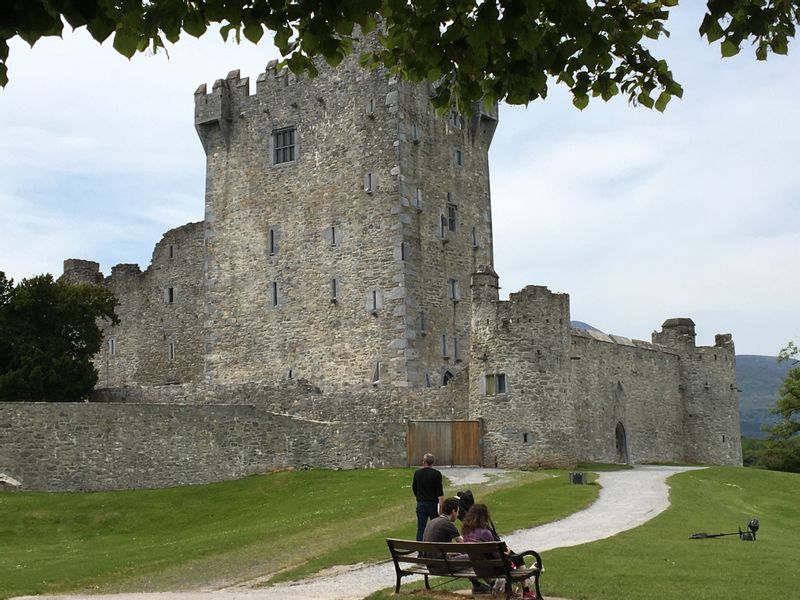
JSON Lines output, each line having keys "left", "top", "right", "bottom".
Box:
{"left": 0, "top": 5, "right": 797, "bottom": 356}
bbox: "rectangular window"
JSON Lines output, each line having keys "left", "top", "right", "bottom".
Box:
{"left": 440, "top": 214, "right": 448, "bottom": 239}
{"left": 472, "top": 226, "right": 478, "bottom": 247}
{"left": 400, "top": 242, "right": 407, "bottom": 260}
{"left": 168, "top": 342, "right": 176, "bottom": 361}
{"left": 485, "top": 373, "right": 508, "bottom": 396}
{"left": 330, "top": 225, "right": 337, "bottom": 247}
{"left": 364, "top": 172, "right": 374, "bottom": 193}
{"left": 447, "top": 203, "right": 457, "bottom": 231}
{"left": 168, "top": 244, "right": 175, "bottom": 259}
{"left": 108, "top": 338, "right": 116, "bottom": 356}
{"left": 271, "top": 281, "right": 278, "bottom": 307}
{"left": 441, "top": 334, "right": 449, "bottom": 358}
{"left": 451, "top": 110, "right": 462, "bottom": 129}
{"left": 273, "top": 127, "right": 296, "bottom": 164}
{"left": 165, "top": 287, "right": 174, "bottom": 304}
{"left": 454, "top": 336, "right": 460, "bottom": 361}
{"left": 371, "top": 290, "right": 378, "bottom": 311}
{"left": 455, "top": 148, "right": 464, "bottom": 166}
{"left": 414, "top": 187, "right": 423, "bottom": 209}
{"left": 411, "top": 123, "right": 419, "bottom": 142}
{"left": 366, "top": 97, "right": 375, "bottom": 116}
{"left": 419, "top": 310, "right": 427, "bottom": 333}
{"left": 268, "top": 228, "right": 276, "bottom": 255}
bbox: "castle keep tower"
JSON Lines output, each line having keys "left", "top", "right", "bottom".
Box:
{"left": 194, "top": 45, "right": 497, "bottom": 389}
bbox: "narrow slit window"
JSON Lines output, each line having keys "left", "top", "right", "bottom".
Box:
{"left": 165, "top": 287, "right": 175, "bottom": 304}
{"left": 168, "top": 342, "right": 176, "bottom": 361}
{"left": 472, "top": 226, "right": 478, "bottom": 247}
{"left": 372, "top": 361, "right": 381, "bottom": 384}
{"left": 455, "top": 148, "right": 463, "bottom": 166}
{"left": 271, "top": 282, "right": 278, "bottom": 307}
{"left": 268, "top": 228, "right": 276, "bottom": 255}
{"left": 364, "top": 172, "right": 374, "bottom": 193}
{"left": 330, "top": 225, "right": 337, "bottom": 247}
{"left": 400, "top": 242, "right": 407, "bottom": 261}
{"left": 440, "top": 214, "right": 448, "bottom": 239}
{"left": 449, "top": 278, "right": 460, "bottom": 301}
{"left": 411, "top": 123, "right": 419, "bottom": 142}
{"left": 419, "top": 310, "right": 427, "bottom": 333}
{"left": 454, "top": 336, "right": 460, "bottom": 361}
{"left": 330, "top": 278, "right": 338, "bottom": 302}
{"left": 415, "top": 187, "right": 423, "bottom": 209}
{"left": 168, "top": 245, "right": 175, "bottom": 259}
{"left": 441, "top": 334, "right": 448, "bottom": 358}
{"left": 108, "top": 338, "right": 116, "bottom": 356}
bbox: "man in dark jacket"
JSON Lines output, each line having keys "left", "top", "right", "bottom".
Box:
{"left": 412, "top": 452, "right": 444, "bottom": 541}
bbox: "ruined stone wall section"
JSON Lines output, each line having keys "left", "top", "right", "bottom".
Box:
{"left": 0, "top": 402, "right": 406, "bottom": 492}
{"left": 62, "top": 223, "right": 205, "bottom": 387}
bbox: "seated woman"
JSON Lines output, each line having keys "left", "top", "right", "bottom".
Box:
{"left": 461, "top": 503, "right": 535, "bottom": 599}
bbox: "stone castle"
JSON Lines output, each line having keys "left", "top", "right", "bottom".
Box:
{"left": 0, "top": 41, "right": 742, "bottom": 491}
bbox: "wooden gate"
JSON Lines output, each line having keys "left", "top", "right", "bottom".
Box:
{"left": 407, "top": 420, "right": 482, "bottom": 466}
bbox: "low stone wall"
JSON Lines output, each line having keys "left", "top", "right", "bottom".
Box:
{"left": 0, "top": 402, "right": 406, "bottom": 492}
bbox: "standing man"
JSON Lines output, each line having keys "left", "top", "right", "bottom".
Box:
{"left": 412, "top": 452, "right": 444, "bottom": 541}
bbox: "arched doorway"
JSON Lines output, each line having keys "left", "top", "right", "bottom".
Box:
{"left": 615, "top": 421, "right": 629, "bottom": 463}
{"left": 442, "top": 370, "right": 454, "bottom": 386}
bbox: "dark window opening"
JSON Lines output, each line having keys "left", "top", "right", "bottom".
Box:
{"left": 273, "top": 127, "right": 296, "bottom": 164}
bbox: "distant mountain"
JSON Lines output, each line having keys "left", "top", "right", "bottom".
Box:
{"left": 570, "top": 321, "right": 604, "bottom": 333}
{"left": 736, "top": 355, "right": 796, "bottom": 438}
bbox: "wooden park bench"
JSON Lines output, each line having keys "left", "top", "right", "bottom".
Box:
{"left": 386, "top": 538, "right": 544, "bottom": 599}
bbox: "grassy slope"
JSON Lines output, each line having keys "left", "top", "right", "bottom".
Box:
{"left": 367, "top": 467, "right": 800, "bottom": 600}
{"left": 0, "top": 468, "right": 597, "bottom": 599}
{"left": 543, "top": 467, "right": 800, "bottom": 600}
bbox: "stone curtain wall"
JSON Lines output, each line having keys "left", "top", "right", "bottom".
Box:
{"left": 0, "top": 402, "right": 405, "bottom": 492}
{"left": 569, "top": 331, "right": 685, "bottom": 464}
{"left": 0, "top": 382, "right": 468, "bottom": 492}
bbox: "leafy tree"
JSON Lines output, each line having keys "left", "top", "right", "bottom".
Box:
{"left": 768, "top": 341, "right": 800, "bottom": 440}
{"left": 2, "top": 1, "right": 798, "bottom": 112}
{"left": 0, "top": 272, "right": 119, "bottom": 402}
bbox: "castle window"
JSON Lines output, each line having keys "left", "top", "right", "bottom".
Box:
{"left": 454, "top": 336, "right": 461, "bottom": 362}
{"left": 400, "top": 241, "right": 407, "bottom": 261}
{"left": 168, "top": 244, "right": 175, "bottom": 259}
{"left": 485, "top": 373, "right": 507, "bottom": 396}
{"left": 330, "top": 278, "right": 338, "bottom": 302}
{"left": 455, "top": 148, "right": 464, "bottom": 166}
{"left": 414, "top": 187, "right": 423, "bottom": 210}
{"left": 419, "top": 310, "right": 427, "bottom": 334}
{"left": 372, "top": 361, "right": 381, "bottom": 384}
{"left": 411, "top": 122, "right": 420, "bottom": 142}
{"left": 366, "top": 97, "right": 375, "bottom": 116}
{"left": 449, "top": 278, "right": 460, "bottom": 301}
{"left": 364, "top": 172, "right": 374, "bottom": 193}
{"left": 168, "top": 342, "right": 176, "bottom": 361}
{"left": 425, "top": 372, "right": 431, "bottom": 387}
{"left": 270, "top": 281, "right": 279, "bottom": 307}
{"left": 108, "top": 338, "right": 116, "bottom": 356}
{"left": 165, "top": 287, "right": 175, "bottom": 304}
{"left": 371, "top": 290, "right": 378, "bottom": 312}
{"left": 472, "top": 226, "right": 478, "bottom": 248}
{"left": 273, "top": 127, "right": 296, "bottom": 164}
{"left": 268, "top": 228, "right": 277, "bottom": 255}
{"left": 440, "top": 214, "right": 448, "bottom": 239}
{"left": 441, "top": 334, "right": 449, "bottom": 358}
{"left": 447, "top": 203, "right": 457, "bottom": 231}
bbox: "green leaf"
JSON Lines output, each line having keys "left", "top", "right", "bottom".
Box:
{"left": 243, "top": 22, "right": 264, "bottom": 44}
{"left": 573, "top": 95, "right": 589, "bottom": 110}
{"left": 0, "top": 62, "right": 7, "bottom": 87}
{"left": 720, "top": 39, "right": 740, "bottom": 58}
{"left": 184, "top": 11, "right": 207, "bottom": 38}
{"left": 112, "top": 28, "right": 141, "bottom": 59}
{"left": 654, "top": 91, "right": 671, "bottom": 113}
{"left": 637, "top": 92, "right": 654, "bottom": 109}
{"left": 770, "top": 35, "right": 789, "bottom": 55}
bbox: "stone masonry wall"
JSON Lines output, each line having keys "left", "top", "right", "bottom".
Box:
{"left": 0, "top": 402, "right": 406, "bottom": 492}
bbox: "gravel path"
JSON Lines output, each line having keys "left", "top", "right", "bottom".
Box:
{"left": 14, "top": 465, "right": 700, "bottom": 600}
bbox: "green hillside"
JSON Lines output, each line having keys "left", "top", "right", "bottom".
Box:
{"left": 737, "top": 355, "right": 795, "bottom": 438}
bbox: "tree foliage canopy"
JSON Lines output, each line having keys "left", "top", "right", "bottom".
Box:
{"left": 2, "top": 1, "right": 798, "bottom": 112}
{"left": 0, "top": 272, "right": 119, "bottom": 402}
{"left": 768, "top": 342, "right": 800, "bottom": 440}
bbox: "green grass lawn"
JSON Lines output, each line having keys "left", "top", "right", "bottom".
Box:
{"left": 0, "top": 468, "right": 596, "bottom": 599}
{"left": 367, "top": 467, "right": 800, "bottom": 600}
